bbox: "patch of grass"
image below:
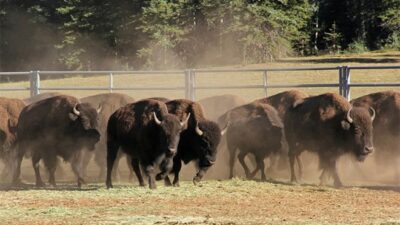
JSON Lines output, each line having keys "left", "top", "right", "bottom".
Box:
{"left": 0, "top": 51, "right": 399, "bottom": 101}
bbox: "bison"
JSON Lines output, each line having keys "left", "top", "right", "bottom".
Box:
{"left": 351, "top": 91, "right": 400, "bottom": 180}
{"left": 285, "top": 93, "right": 375, "bottom": 187}
{"left": 0, "top": 97, "right": 25, "bottom": 181}
{"left": 219, "top": 90, "right": 309, "bottom": 178}
{"left": 80, "top": 93, "right": 135, "bottom": 180}
{"left": 226, "top": 103, "right": 284, "bottom": 181}
{"left": 106, "top": 99, "right": 190, "bottom": 189}
{"left": 156, "top": 99, "right": 224, "bottom": 186}
{"left": 11, "top": 95, "right": 101, "bottom": 187}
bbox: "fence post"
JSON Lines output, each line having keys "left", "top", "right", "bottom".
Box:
{"left": 109, "top": 72, "right": 114, "bottom": 93}
{"left": 30, "top": 70, "right": 40, "bottom": 97}
{"left": 184, "top": 70, "right": 191, "bottom": 99}
{"left": 338, "top": 66, "right": 342, "bottom": 96}
{"left": 344, "top": 66, "right": 351, "bottom": 100}
{"left": 263, "top": 70, "right": 268, "bottom": 97}
{"left": 190, "top": 70, "right": 196, "bottom": 100}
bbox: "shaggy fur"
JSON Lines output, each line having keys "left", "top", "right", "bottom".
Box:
{"left": 12, "top": 95, "right": 100, "bottom": 187}
{"left": 106, "top": 99, "right": 186, "bottom": 189}
{"left": 285, "top": 93, "right": 374, "bottom": 187}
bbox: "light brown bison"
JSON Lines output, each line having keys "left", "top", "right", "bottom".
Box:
{"left": 80, "top": 93, "right": 135, "bottom": 180}
{"left": 285, "top": 93, "right": 375, "bottom": 187}
{"left": 106, "top": 99, "right": 190, "bottom": 189}
{"left": 11, "top": 95, "right": 101, "bottom": 187}
{"left": 351, "top": 91, "right": 400, "bottom": 180}
{"left": 0, "top": 97, "right": 25, "bottom": 181}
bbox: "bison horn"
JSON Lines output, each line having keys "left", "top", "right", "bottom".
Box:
{"left": 195, "top": 123, "right": 203, "bottom": 136}
{"left": 97, "top": 105, "right": 102, "bottom": 114}
{"left": 369, "top": 107, "right": 376, "bottom": 122}
{"left": 180, "top": 113, "right": 191, "bottom": 127}
{"left": 220, "top": 121, "right": 230, "bottom": 136}
{"left": 346, "top": 107, "right": 353, "bottom": 123}
{"left": 153, "top": 112, "right": 162, "bottom": 125}
{"left": 73, "top": 104, "right": 81, "bottom": 116}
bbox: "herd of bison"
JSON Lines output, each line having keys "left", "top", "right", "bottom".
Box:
{"left": 0, "top": 89, "right": 398, "bottom": 189}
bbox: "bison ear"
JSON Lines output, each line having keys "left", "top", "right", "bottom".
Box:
{"left": 341, "top": 120, "right": 351, "bottom": 130}
{"left": 69, "top": 113, "right": 79, "bottom": 121}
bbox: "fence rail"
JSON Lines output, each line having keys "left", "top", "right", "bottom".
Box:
{"left": 0, "top": 65, "right": 399, "bottom": 100}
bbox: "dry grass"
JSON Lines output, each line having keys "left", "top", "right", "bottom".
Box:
{"left": 0, "top": 179, "right": 400, "bottom": 225}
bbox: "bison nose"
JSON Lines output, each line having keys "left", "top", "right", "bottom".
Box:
{"left": 168, "top": 148, "right": 177, "bottom": 154}
{"left": 364, "top": 146, "right": 374, "bottom": 154}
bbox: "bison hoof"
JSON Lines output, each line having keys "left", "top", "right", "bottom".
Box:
{"left": 193, "top": 177, "right": 201, "bottom": 185}
{"left": 334, "top": 180, "right": 343, "bottom": 188}
{"left": 106, "top": 182, "right": 113, "bottom": 189}
{"left": 36, "top": 182, "right": 46, "bottom": 188}
{"left": 173, "top": 182, "right": 180, "bottom": 187}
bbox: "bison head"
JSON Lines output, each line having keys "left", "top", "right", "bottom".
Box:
{"left": 69, "top": 103, "right": 101, "bottom": 151}
{"left": 341, "top": 106, "right": 375, "bottom": 161}
{"left": 153, "top": 112, "right": 190, "bottom": 156}
{"left": 193, "top": 121, "right": 222, "bottom": 168}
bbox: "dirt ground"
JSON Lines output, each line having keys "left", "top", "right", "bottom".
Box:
{"left": 0, "top": 179, "right": 400, "bottom": 225}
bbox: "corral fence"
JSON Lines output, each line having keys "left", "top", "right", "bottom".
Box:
{"left": 0, "top": 65, "right": 399, "bottom": 100}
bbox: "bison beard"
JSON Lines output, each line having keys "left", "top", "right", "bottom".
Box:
{"left": 105, "top": 100, "right": 189, "bottom": 189}
{"left": 11, "top": 95, "right": 100, "bottom": 188}
{"left": 285, "top": 93, "right": 375, "bottom": 187}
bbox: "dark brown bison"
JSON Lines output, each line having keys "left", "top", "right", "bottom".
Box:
{"left": 199, "top": 94, "right": 247, "bottom": 122}
{"left": 0, "top": 97, "right": 25, "bottom": 181}
{"left": 285, "top": 93, "right": 375, "bottom": 187}
{"left": 23, "top": 92, "right": 62, "bottom": 105}
{"left": 11, "top": 95, "right": 101, "bottom": 187}
{"left": 106, "top": 99, "right": 190, "bottom": 189}
{"left": 80, "top": 93, "right": 135, "bottom": 180}
{"left": 226, "top": 103, "right": 284, "bottom": 181}
{"left": 218, "top": 90, "right": 308, "bottom": 178}
{"left": 156, "top": 99, "right": 224, "bottom": 186}
{"left": 351, "top": 91, "right": 400, "bottom": 180}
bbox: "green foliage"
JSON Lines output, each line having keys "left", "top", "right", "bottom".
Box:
{"left": 323, "top": 22, "right": 342, "bottom": 54}
{"left": 345, "top": 39, "right": 368, "bottom": 53}
{"left": 0, "top": 0, "right": 399, "bottom": 71}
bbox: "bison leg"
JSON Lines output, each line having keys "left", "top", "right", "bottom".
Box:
{"left": 144, "top": 164, "right": 156, "bottom": 189}
{"left": 130, "top": 158, "right": 145, "bottom": 187}
{"left": 155, "top": 158, "right": 173, "bottom": 182}
{"left": 251, "top": 155, "right": 266, "bottom": 181}
{"left": 11, "top": 145, "right": 25, "bottom": 186}
{"left": 331, "top": 160, "right": 342, "bottom": 188}
{"left": 42, "top": 153, "right": 58, "bottom": 187}
{"left": 296, "top": 155, "right": 303, "bottom": 180}
{"left": 71, "top": 151, "right": 85, "bottom": 188}
{"left": 289, "top": 151, "right": 297, "bottom": 183}
{"left": 106, "top": 141, "right": 119, "bottom": 189}
{"left": 172, "top": 157, "right": 182, "bottom": 187}
{"left": 32, "top": 153, "right": 45, "bottom": 187}
{"left": 228, "top": 145, "right": 237, "bottom": 179}
{"left": 238, "top": 151, "right": 251, "bottom": 179}
{"left": 81, "top": 150, "right": 93, "bottom": 179}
